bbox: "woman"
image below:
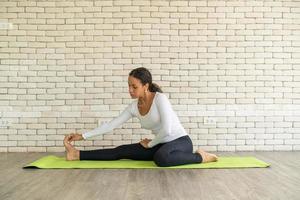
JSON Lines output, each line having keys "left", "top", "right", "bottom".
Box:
{"left": 64, "top": 67, "right": 218, "bottom": 167}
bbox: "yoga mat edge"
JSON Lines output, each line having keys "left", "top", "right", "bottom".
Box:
{"left": 23, "top": 155, "right": 270, "bottom": 169}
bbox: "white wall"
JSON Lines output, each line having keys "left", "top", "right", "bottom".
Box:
{"left": 0, "top": 0, "right": 299, "bottom": 152}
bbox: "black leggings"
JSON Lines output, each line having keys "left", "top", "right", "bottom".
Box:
{"left": 79, "top": 135, "right": 202, "bottom": 167}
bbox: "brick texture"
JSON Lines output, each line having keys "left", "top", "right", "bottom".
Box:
{"left": 0, "top": 0, "right": 299, "bottom": 152}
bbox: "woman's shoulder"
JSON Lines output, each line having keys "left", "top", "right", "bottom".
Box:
{"left": 130, "top": 99, "right": 138, "bottom": 107}
{"left": 156, "top": 91, "right": 168, "bottom": 98}
{"left": 154, "top": 92, "right": 169, "bottom": 104}
{"left": 128, "top": 99, "right": 138, "bottom": 114}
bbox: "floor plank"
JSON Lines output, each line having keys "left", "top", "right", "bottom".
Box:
{"left": 0, "top": 152, "right": 299, "bottom": 200}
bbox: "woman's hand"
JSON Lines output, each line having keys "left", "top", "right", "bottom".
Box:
{"left": 65, "top": 133, "right": 84, "bottom": 143}
{"left": 140, "top": 138, "right": 152, "bottom": 148}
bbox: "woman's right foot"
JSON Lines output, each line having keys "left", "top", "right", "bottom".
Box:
{"left": 64, "top": 135, "right": 80, "bottom": 161}
{"left": 196, "top": 149, "right": 218, "bottom": 163}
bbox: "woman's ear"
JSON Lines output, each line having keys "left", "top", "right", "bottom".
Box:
{"left": 146, "top": 83, "right": 150, "bottom": 91}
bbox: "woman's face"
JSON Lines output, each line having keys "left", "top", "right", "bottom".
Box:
{"left": 128, "top": 76, "right": 148, "bottom": 98}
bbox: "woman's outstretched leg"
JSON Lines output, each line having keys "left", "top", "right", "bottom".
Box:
{"left": 63, "top": 136, "right": 162, "bottom": 161}
{"left": 79, "top": 143, "right": 161, "bottom": 161}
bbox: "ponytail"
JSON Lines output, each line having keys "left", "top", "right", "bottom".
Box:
{"left": 149, "top": 82, "right": 163, "bottom": 93}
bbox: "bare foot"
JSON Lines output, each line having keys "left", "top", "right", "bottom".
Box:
{"left": 196, "top": 149, "right": 218, "bottom": 163}
{"left": 64, "top": 136, "right": 80, "bottom": 161}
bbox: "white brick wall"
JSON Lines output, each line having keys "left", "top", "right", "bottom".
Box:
{"left": 0, "top": 0, "right": 299, "bottom": 152}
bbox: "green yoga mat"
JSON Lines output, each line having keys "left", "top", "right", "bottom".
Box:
{"left": 23, "top": 155, "right": 270, "bottom": 169}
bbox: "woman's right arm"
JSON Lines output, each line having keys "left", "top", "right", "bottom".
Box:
{"left": 82, "top": 103, "right": 134, "bottom": 140}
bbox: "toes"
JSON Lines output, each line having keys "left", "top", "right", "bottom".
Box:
{"left": 209, "top": 154, "right": 218, "bottom": 162}
{"left": 211, "top": 154, "right": 218, "bottom": 160}
{"left": 63, "top": 135, "right": 69, "bottom": 142}
{"left": 64, "top": 135, "right": 72, "bottom": 145}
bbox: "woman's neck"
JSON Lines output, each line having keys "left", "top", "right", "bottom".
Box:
{"left": 138, "top": 92, "right": 154, "bottom": 106}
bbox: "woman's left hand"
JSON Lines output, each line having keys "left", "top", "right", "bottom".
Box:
{"left": 140, "top": 138, "right": 152, "bottom": 148}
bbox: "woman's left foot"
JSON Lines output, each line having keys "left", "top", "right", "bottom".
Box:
{"left": 196, "top": 149, "right": 218, "bottom": 163}
{"left": 63, "top": 136, "right": 80, "bottom": 161}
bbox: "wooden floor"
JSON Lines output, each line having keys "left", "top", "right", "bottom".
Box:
{"left": 0, "top": 151, "right": 299, "bottom": 200}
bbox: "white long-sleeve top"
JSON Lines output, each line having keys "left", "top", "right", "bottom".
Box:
{"left": 82, "top": 92, "right": 188, "bottom": 148}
